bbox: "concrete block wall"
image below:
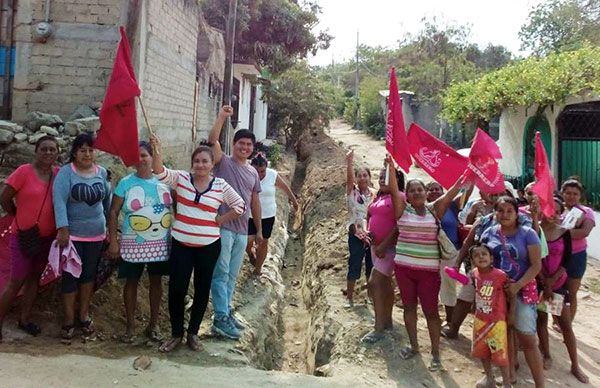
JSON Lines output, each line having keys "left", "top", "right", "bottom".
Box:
{"left": 139, "top": 0, "right": 200, "bottom": 167}
{"left": 12, "top": 0, "right": 124, "bottom": 121}
{"left": 194, "top": 66, "right": 221, "bottom": 142}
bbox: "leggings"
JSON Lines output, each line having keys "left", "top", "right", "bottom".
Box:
{"left": 168, "top": 238, "right": 221, "bottom": 337}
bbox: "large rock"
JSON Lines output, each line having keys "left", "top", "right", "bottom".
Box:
{"left": 74, "top": 117, "right": 100, "bottom": 133}
{"left": 1, "top": 142, "right": 35, "bottom": 168}
{"left": 68, "top": 105, "right": 98, "bottom": 121}
{"left": 14, "top": 133, "right": 28, "bottom": 143}
{"left": 0, "top": 129, "right": 14, "bottom": 145}
{"left": 28, "top": 133, "right": 48, "bottom": 144}
{"left": 25, "top": 112, "right": 63, "bottom": 132}
{"left": 64, "top": 121, "right": 86, "bottom": 137}
{"left": 0, "top": 120, "right": 23, "bottom": 133}
{"left": 40, "top": 126, "right": 60, "bottom": 137}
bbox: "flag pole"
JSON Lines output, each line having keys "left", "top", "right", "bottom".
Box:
{"left": 137, "top": 96, "right": 154, "bottom": 137}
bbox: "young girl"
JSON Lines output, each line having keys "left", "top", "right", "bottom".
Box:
{"left": 470, "top": 243, "right": 513, "bottom": 388}
{"left": 344, "top": 149, "right": 376, "bottom": 307}
{"left": 537, "top": 197, "right": 588, "bottom": 384}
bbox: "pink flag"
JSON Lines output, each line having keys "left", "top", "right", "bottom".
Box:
{"left": 407, "top": 123, "right": 468, "bottom": 189}
{"left": 531, "top": 132, "right": 556, "bottom": 217}
{"left": 467, "top": 128, "right": 505, "bottom": 193}
{"left": 385, "top": 67, "right": 411, "bottom": 173}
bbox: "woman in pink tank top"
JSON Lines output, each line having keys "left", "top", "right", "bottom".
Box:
{"left": 538, "top": 197, "right": 588, "bottom": 383}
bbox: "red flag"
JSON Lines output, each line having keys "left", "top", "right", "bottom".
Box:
{"left": 467, "top": 128, "right": 505, "bottom": 193}
{"left": 407, "top": 123, "right": 468, "bottom": 189}
{"left": 385, "top": 67, "right": 411, "bottom": 173}
{"left": 531, "top": 132, "right": 556, "bottom": 217}
{"left": 96, "top": 26, "right": 141, "bottom": 167}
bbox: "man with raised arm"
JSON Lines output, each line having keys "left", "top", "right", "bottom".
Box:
{"left": 208, "top": 106, "right": 262, "bottom": 340}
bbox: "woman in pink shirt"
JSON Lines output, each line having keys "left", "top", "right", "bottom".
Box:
{"left": 0, "top": 136, "right": 59, "bottom": 340}
{"left": 361, "top": 166, "right": 404, "bottom": 343}
{"left": 538, "top": 197, "right": 588, "bottom": 383}
{"left": 561, "top": 178, "right": 596, "bottom": 322}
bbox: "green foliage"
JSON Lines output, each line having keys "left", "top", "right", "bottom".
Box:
{"left": 266, "top": 143, "right": 284, "bottom": 167}
{"left": 359, "top": 76, "right": 387, "bottom": 138}
{"left": 441, "top": 44, "right": 600, "bottom": 123}
{"left": 519, "top": 0, "right": 600, "bottom": 56}
{"left": 264, "top": 62, "right": 342, "bottom": 144}
{"left": 201, "top": 0, "right": 331, "bottom": 73}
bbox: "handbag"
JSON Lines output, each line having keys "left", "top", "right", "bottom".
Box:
{"left": 15, "top": 171, "right": 53, "bottom": 258}
{"left": 427, "top": 205, "right": 458, "bottom": 261}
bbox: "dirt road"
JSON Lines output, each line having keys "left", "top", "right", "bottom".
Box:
{"left": 326, "top": 119, "right": 600, "bottom": 387}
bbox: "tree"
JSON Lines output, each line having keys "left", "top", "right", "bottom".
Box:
{"left": 264, "top": 62, "right": 343, "bottom": 144}
{"left": 201, "top": 0, "right": 332, "bottom": 73}
{"left": 519, "top": 0, "right": 600, "bottom": 55}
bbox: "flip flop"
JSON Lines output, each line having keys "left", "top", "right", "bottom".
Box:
{"left": 159, "top": 337, "right": 182, "bottom": 353}
{"left": 399, "top": 346, "right": 418, "bottom": 360}
{"left": 119, "top": 333, "right": 136, "bottom": 344}
{"left": 61, "top": 324, "right": 75, "bottom": 340}
{"left": 428, "top": 357, "right": 444, "bottom": 372}
{"left": 187, "top": 334, "right": 203, "bottom": 351}
{"left": 361, "top": 330, "right": 384, "bottom": 344}
{"left": 79, "top": 319, "right": 95, "bottom": 336}
{"left": 145, "top": 327, "right": 162, "bottom": 342}
{"left": 18, "top": 321, "right": 41, "bottom": 336}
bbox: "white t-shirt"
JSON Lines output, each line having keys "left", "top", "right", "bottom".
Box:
{"left": 251, "top": 167, "right": 278, "bottom": 219}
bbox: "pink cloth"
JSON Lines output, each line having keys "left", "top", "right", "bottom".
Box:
{"left": 45, "top": 240, "right": 83, "bottom": 281}
{"left": 5, "top": 164, "right": 59, "bottom": 237}
{"left": 571, "top": 205, "right": 596, "bottom": 253}
{"left": 371, "top": 246, "right": 395, "bottom": 277}
{"left": 545, "top": 237, "right": 568, "bottom": 290}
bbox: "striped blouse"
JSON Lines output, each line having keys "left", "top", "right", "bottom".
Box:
{"left": 394, "top": 205, "right": 441, "bottom": 272}
{"left": 156, "top": 168, "right": 245, "bottom": 247}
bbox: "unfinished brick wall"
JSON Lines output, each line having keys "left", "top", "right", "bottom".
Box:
{"left": 12, "top": 0, "right": 124, "bottom": 121}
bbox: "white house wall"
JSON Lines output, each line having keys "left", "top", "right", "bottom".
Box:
{"left": 253, "top": 85, "right": 268, "bottom": 141}
{"left": 236, "top": 76, "right": 252, "bottom": 130}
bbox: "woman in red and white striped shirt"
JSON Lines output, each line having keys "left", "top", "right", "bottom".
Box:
{"left": 150, "top": 135, "right": 245, "bottom": 353}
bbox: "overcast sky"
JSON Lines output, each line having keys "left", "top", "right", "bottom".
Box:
{"left": 308, "top": 0, "right": 544, "bottom": 66}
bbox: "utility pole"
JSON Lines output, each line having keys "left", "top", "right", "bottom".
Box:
{"left": 221, "top": 0, "right": 238, "bottom": 154}
{"left": 354, "top": 30, "right": 360, "bottom": 129}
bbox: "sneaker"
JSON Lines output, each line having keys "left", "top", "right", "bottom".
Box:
{"left": 211, "top": 317, "right": 241, "bottom": 340}
{"left": 229, "top": 312, "right": 246, "bottom": 330}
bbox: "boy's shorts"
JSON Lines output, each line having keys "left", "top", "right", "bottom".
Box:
{"left": 472, "top": 318, "right": 509, "bottom": 367}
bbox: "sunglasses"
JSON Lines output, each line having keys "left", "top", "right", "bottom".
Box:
{"left": 129, "top": 213, "right": 172, "bottom": 232}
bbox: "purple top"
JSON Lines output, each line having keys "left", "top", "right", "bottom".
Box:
{"left": 213, "top": 155, "right": 261, "bottom": 235}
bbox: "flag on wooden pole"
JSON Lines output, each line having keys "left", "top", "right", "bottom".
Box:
{"left": 531, "top": 131, "right": 556, "bottom": 217}
{"left": 385, "top": 67, "right": 411, "bottom": 173}
{"left": 467, "top": 128, "right": 505, "bottom": 193}
{"left": 96, "top": 26, "right": 141, "bottom": 167}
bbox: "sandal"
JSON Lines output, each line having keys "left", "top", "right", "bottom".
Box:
{"left": 61, "top": 324, "right": 75, "bottom": 340}
{"left": 428, "top": 357, "right": 444, "bottom": 372}
{"left": 18, "top": 321, "right": 41, "bottom": 336}
{"left": 79, "top": 318, "right": 95, "bottom": 336}
{"left": 187, "top": 334, "right": 203, "bottom": 351}
{"left": 399, "top": 346, "right": 418, "bottom": 360}
{"left": 159, "top": 337, "right": 182, "bottom": 353}
{"left": 361, "top": 330, "right": 384, "bottom": 344}
{"left": 119, "top": 333, "right": 136, "bottom": 344}
{"left": 144, "top": 326, "right": 162, "bottom": 342}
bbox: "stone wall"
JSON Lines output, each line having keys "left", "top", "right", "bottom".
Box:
{"left": 11, "top": 0, "right": 225, "bottom": 169}
{"left": 12, "top": 0, "right": 124, "bottom": 121}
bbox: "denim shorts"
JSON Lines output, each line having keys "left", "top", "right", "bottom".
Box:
{"left": 514, "top": 296, "right": 537, "bottom": 335}
{"left": 566, "top": 250, "right": 587, "bottom": 279}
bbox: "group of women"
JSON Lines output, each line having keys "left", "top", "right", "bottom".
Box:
{"left": 345, "top": 151, "right": 594, "bottom": 386}
{"left": 0, "top": 128, "right": 296, "bottom": 352}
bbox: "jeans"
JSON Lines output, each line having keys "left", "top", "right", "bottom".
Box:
{"left": 169, "top": 239, "right": 221, "bottom": 337}
{"left": 211, "top": 228, "right": 248, "bottom": 320}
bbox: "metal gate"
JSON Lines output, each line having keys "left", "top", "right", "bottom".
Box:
{"left": 0, "top": 0, "right": 15, "bottom": 119}
{"left": 557, "top": 102, "right": 600, "bottom": 209}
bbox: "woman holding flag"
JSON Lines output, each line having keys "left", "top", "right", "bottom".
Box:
{"left": 385, "top": 154, "right": 467, "bottom": 371}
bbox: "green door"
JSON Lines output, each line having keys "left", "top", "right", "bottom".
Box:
{"left": 522, "top": 115, "right": 552, "bottom": 180}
